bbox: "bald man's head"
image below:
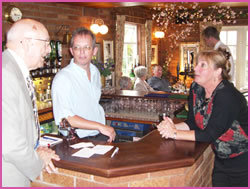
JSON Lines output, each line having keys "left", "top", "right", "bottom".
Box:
{"left": 7, "top": 19, "right": 48, "bottom": 44}
{"left": 152, "top": 65, "right": 163, "bottom": 78}
{"left": 6, "top": 19, "right": 51, "bottom": 70}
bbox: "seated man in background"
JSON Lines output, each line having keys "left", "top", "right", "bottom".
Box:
{"left": 119, "top": 76, "right": 133, "bottom": 90}
{"left": 148, "top": 65, "right": 171, "bottom": 92}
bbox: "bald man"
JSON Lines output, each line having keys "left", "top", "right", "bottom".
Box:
{"left": 2, "top": 19, "right": 60, "bottom": 187}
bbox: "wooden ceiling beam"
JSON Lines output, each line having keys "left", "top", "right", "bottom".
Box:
{"left": 60, "top": 2, "right": 248, "bottom": 9}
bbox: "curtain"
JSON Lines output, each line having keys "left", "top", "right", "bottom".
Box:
{"left": 115, "top": 15, "right": 125, "bottom": 89}
{"left": 199, "top": 22, "right": 222, "bottom": 51}
{"left": 145, "top": 20, "right": 152, "bottom": 76}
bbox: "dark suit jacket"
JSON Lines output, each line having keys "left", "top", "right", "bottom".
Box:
{"left": 147, "top": 76, "right": 171, "bottom": 92}
{"left": 2, "top": 50, "right": 43, "bottom": 186}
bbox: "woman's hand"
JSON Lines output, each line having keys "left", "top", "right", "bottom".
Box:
{"left": 157, "top": 117, "right": 177, "bottom": 139}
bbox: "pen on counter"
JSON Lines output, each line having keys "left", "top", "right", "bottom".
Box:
{"left": 111, "top": 147, "right": 119, "bottom": 158}
{"left": 42, "top": 136, "right": 58, "bottom": 141}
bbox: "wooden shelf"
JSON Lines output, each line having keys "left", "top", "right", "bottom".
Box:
{"left": 38, "top": 107, "right": 53, "bottom": 114}
{"left": 39, "top": 111, "right": 53, "bottom": 123}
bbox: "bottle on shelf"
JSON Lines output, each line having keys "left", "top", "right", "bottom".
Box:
{"left": 50, "top": 40, "right": 57, "bottom": 61}
{"left": 56, "top": 40, "right": 62, "bottom": 62}
{"left": 31, "top": 39, "right": 63, "bottom": 112}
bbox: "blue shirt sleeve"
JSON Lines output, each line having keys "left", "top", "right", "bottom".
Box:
{"left": 52, "top": 71, "right": 75, "bottom": 125}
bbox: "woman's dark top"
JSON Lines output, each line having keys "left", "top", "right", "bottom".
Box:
{"left": 185, "top": 80, "right": 248, "bottom": 159}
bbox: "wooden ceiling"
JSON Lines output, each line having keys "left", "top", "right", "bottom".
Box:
{"left": 65, "top": 2, "right": 248, "bottom": 9}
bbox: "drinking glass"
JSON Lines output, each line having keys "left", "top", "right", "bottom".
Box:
{"left": 59, "top": 118, "right": 76, "bottom": 141}
{"left": 158, "top": 112, "right": 170, "bottom": 123}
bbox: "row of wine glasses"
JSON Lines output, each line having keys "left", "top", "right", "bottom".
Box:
{"left": 100, "top": 97, "right": 185, "bottom": 121}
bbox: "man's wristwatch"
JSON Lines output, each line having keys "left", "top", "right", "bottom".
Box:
{"left": 173, "top": 131, "right": 177, "bottom": 140}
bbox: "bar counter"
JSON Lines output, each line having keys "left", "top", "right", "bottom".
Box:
{"left": 101, "top": 89, "right": 188, "bottom": 100}
{"left": 32, "top": 130, "right": 214, "bottom": 187}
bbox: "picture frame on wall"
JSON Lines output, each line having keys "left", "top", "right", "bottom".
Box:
{"left": 103, "top": 40, "right": 114, "bottom": 62}
{"left": 151, "top": 45, "right": 158, "bottom": 65}
{"left": 94, "top": 43, "right": 102, "bottom": 62}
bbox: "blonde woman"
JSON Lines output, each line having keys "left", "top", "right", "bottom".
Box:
{"left": 158, "top": 50, "right": 248, "bottom": 187}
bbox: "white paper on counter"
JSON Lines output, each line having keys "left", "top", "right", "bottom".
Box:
{"left": 70, "top": 142, "right": 94, "bottom": 149}
{"left": 72, "top": 148, "right": 95, "bottom": 158}
{"left": 40, "top": 136, "right": 63, "bottom": 147}
{"left": 92, "top": 145, "right": 114, "bottom": 155}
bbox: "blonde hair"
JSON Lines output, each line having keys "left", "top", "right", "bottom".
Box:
{"left": 197, "top": 50, "right": 231, "bottom": 80}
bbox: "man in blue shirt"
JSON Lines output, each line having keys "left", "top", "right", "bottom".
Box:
{"left": 148, "top": 65, "right": 171, "bottom": 92}
{"left": 52, "top": 27, "right": 116, "bottom": 142}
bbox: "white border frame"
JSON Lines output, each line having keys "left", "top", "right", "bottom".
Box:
{"left": 179, "top": 42, "right": 199, "bottom": 72}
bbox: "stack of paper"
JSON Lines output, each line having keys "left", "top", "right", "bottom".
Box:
{"left": 71, "top": 143, "right": 114, "bottom": 158}
{"left": 72, "top": 148, "right": 95, "bottom": 158}
{"left": 92, "top": 145, "right": 114, "bottom": 154}
{"left": 70, "top": 142, "right": 95, "bottom": 149}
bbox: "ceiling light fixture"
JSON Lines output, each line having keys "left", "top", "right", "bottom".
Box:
{"left": 155, "top": 31, "right": 165, "bottom": 38}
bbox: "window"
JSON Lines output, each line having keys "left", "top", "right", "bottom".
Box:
{"left": 220, "top": 31, "right": 237, "bottom": 60}
{"left": 220, "top": 26, "right": 248, "bottom": 90}
{"left": 122, "top": 23, "right": 138, "bottom": 77}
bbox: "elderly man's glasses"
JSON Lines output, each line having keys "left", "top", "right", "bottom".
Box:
{"left": 25, "top": 37, "right": 50, "bottom": 48}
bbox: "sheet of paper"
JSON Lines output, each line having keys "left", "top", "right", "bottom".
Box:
{"left": 70, "top": 142, "right": 94, "bottom": 149}
{"left": 92, "top": 145, "right": 113, "bottom": 155}
{"left": 40, "top": 136, "right": 63, "bottom": 147}
{"left": 72, "top": 148, "right": 95, "bottom": 158}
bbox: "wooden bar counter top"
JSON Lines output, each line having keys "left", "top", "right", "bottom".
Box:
{"left": 52, "top": 130, "right": 209, "bottom": 178}
{"left": 32, "top": 130, "right": 214, "bottom": 187}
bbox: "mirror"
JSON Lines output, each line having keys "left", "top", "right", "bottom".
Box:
{"left": 179, "top": 42, "right": 199, "bottom": 72}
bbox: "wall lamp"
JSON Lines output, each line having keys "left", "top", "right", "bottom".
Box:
{"left": 155, "top": 31, "right": 165, "bottom": 38}
{"left": 56, "top": 25, "right": 72, "bottom": 44}
{"left": 90, "top": 19, "right": 108, "bottom": 35}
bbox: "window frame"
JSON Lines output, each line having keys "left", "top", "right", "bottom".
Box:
{"left": 221, "top": 26, "right": 248, "bottom": 90}
{"left": 122, "top": 22, "right": 141, "bottom": 77}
